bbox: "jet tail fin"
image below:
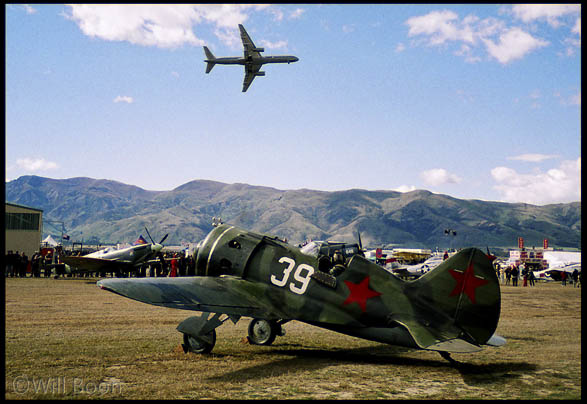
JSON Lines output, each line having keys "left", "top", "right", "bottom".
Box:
{"left": 404, "top": 248, "right": 502, "bottom": 351}
{"left": 203, "top": 46, "right": 216, "bottom": 74}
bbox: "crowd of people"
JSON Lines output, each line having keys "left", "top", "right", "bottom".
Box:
{"left": 494, "top": 261, "right": 581, "bottom": 287}
{"left": 4, "top": 250, "right": 35, "bottom": 277}
{"left": 5, "top": 248, "right": 582, "bottom": 287}
{"left": 4, "top": 247, "right": 197, "bottom": 278}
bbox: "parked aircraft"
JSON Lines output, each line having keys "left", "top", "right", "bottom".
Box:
{"left": 203, "top": 24, "right": 299, "bottom": 92}
{"left": 392, "top": 251, "right": 452, "bottom": 280}
{"left": 61, "top": 228, "right": 168, "bottom": 274}
{"left": 533, "top": 262, "right": 581, "bottom": 281}
{"left": 98, "top": 223, "right": 505, "bottom": 362}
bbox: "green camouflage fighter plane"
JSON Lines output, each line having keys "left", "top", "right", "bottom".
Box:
{"left": 97, "top": 224, "right": 505, "bottom": 362}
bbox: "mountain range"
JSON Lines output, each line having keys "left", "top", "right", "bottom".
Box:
{"left": 5, "top": 175, "right": 581, "bottom": 250}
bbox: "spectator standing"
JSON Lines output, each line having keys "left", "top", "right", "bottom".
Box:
{"left": 511, "top": 265, "right": 519, "bottom": 287}
{"left": 571, "top": 269, "right": 579, "bottom": 288}
{"left": 528, "top": 269, "right": 535, "bottom": 286}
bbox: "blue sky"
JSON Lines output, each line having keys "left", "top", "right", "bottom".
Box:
{"left": 5, "top": 4, "right": 581, "bottom": 205}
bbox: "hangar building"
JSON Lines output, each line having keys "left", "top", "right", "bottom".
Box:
{"left": 5, "top": 202, "right": 43, "bottom": 257}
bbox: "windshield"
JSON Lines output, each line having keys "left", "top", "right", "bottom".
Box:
{"left": 300, "top": 241, "right": 321, "bottom": 258}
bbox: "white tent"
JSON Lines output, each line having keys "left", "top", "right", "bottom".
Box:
{"left": 42, "top": 235, "right": 59, "bottom": 247}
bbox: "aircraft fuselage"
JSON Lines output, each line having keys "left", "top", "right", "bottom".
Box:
{"left": 205, "top": 55, "right": 299, "bottom": 66}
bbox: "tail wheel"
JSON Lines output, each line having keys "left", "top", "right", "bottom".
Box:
{"left": 182, "top": 330, "right": 216, "bottom": 354}
{"left": 247, "top": 319, "right": 279, "bottom": 345}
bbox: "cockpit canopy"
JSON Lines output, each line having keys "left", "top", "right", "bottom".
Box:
{"left": 300, "top": 241, "right": 361, "bottom": 260}
{"left": 300, "top": 241, "right": 321, "bottom": 257}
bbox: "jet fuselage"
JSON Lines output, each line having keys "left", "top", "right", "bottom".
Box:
{"left": 205, "top": 55, "right": 299, "bottom": 66}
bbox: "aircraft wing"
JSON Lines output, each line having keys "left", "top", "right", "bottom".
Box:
{"left": 238, "top": 24, "right": 262, "bottom": 59}
{"left": 242, "top": 64, "right": 261, "bottom": 92}
{"left": 61, "top": 256, "right": 135, "bottom": 273}
{"left": 97, "top": 276, "right": 286, "bottom": 319}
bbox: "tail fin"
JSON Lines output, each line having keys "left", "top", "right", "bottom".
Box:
{"left": 403, "top": 248, "right": 501, "bottom": 352}
{"left": 203, "top": 46, "right": 216, "bottom": 74}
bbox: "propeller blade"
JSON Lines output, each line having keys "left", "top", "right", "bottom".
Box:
{"left": 159, "top": 234, "right": 168, "bottom": 245}
{"left": 357, "top": 231, "right": 363, "bottom": 251}
{"left": 144, "top": 227, "right": 155, "bottom": 244}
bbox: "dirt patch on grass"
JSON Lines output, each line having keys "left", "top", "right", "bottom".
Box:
{"left": 5, "top": 278, "right": 581, "bottom": 399}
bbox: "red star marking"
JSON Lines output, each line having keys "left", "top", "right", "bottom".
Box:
{"left": 449, "top": 262, "right": 489, "bottom": 304}
{"left": 343, "top": 276, "right": 382, "bottom": 312}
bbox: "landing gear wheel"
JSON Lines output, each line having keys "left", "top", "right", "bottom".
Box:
{"left": 182, "top": 330, "right": 216, "bottom": 354}
{"left": 248, "top": 319, "right": 278, "bottom": 345}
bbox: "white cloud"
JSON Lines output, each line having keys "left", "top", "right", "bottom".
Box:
{"left": 393, "top": 185, "right": 416, "bottom": 193}
{"left": 511, "top": 4, "right": 581, "bottom": 27}
{"left": 554, "top": 90, "right": 581, "bottom": 106}
{"left": 63, "top": 4, "right": 270, "bottom": 49}
{"left": 342, "top": 24, "right": 356, "bottom": 34}
{"left": 508, "top": 154, "right": 559, "bottom": 163}
{"left": 290, "top": 8, "right": 305, "bottom": 19}
{"left": 395, "top": 43, "right": 405, "bottom": 53}
{"left": 22, "top": 4, "right": 37, "bottom": 14}
{"left": 491, "top": 157, "right": 581, "bottom": 205}
{"left": 420, "top": 168, "right": 462, "bottom": 186}
{"left": 113, "top": 95, "right": 133, "bottom": 104}
{"left": 482, "top": 27, "right": 548, "bottom": 64}
{"left": 16, "top": 157, "right": 58, "bottom": 171}
{"left": 259, "top": 39, "right": 288, "bottom": 50}
{"left": 269, "top": 8, "right": 284, "bottom": 22}
{"left": 406, "top": 10, "right": 465, "bottom": 45}
{"left": 404, "top": 7, "right": 569, "bottom": 64}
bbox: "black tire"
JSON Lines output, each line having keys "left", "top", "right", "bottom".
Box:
{"left": 183, "top": 330, "right": 216, "bottom": 354}
{"left": 247, "top": 319, "right": 278, "bottom": 345}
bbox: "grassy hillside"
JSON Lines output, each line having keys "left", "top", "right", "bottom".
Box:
{"left": 6, "top": 175, "right": 581, "bottom": 249}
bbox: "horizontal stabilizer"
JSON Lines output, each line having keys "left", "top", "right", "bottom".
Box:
{"left": 391, "top": 315, "right": 476, "bottom": 353}
{"left": 426, "top": 338, "right": 482, "bottom": 353}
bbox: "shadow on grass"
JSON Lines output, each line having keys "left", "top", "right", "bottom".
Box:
{"left": 207, "top": 343, "right": 536, "bottom": 385}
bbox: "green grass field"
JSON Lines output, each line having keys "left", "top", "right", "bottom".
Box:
{"left": 5, "top": 277, "right": 581, "bottom": 399}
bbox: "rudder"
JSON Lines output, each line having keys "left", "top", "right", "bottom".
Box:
{"left": 406, "top": 248, "right": 501, "bottom": 349}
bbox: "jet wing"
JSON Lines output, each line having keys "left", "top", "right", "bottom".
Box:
{"left": 239, "top": 24, "right": 262, "bottom": 59}
{"left": 242, "top": 64, "right": 261, "bottom": 92}
{"left": 97, "top": 276, "right": 285, "bottom": 319}
{"left": 61, "top": 256, "right": 135, "bottom": 272}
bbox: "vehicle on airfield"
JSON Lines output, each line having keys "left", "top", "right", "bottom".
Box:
{"left": 98, "top": 223, "right": 505, "bottom": 362}
{"left": 60, "top": 228, "right": 168, "bottom": 275}
{"left": 203, "top": 24, "right": 299, "bottom": 92}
